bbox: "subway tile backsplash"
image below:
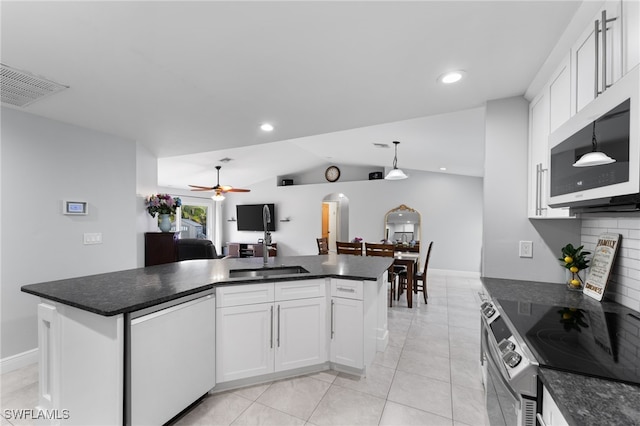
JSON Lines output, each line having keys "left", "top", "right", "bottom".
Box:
{"left": 581, "top": 217, "right": 640, "bottom": 312}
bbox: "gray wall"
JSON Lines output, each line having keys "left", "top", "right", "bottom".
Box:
{"left": 0, "top": 107, "right": 140, "bottom": 358}
{"left": 482, "top": 96, "right": 581, "bottom": 282}
{"left": 221, "top": 168, "right": 484, "bottom": 273}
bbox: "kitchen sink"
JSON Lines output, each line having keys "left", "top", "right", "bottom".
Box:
{"left": 229, "top": 266, "right": 309, "bottom": 278}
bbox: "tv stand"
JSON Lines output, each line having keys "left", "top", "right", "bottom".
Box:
{"left": 227, "top": 242, "right": 277, "bottom": 258}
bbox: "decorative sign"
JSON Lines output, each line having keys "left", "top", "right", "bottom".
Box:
{"left": 583, "top": 233, "right": 620, "bottom": 301}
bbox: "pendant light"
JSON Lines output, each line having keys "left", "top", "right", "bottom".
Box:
{"left": 385, "top": 141, "right": 408, "bottom": 180}
{"left": 573, "top": 122, "right": 615, "bottom": 167}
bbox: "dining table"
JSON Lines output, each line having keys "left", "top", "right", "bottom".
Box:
{"left": 393, "top": 251, "right": 420, "bottom": 308}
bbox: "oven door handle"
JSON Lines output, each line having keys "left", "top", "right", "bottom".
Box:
{"left": 482, "top": 327, "right": 520, "bottom": 402}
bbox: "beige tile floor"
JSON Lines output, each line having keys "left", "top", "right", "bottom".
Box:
{"left": 1, "top": 271, "right": 489, "bottom": 426}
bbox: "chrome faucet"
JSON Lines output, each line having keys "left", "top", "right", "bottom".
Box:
{"left": 262, "top": 204, "right": 272, "bottom": 266}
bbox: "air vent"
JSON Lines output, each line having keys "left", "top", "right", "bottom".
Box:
{"left": 1, "top": 63, "right": 69, "bottom": 107}
{"left": 219, "top": 157, "right": 233, "bottom": 163}
{"left": 373, "top": 143, "right": 390, "bottom": 148}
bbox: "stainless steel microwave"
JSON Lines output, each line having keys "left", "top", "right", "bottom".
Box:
{"left": 548, "top": 66, "right": 639, "bottom": 210}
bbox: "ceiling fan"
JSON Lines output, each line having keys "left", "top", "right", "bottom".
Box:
{"left": 189, "top": 166, "right": 250, "bottom": 200}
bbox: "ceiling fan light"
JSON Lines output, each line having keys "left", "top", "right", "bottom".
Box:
{"left": 212, "top": 193, "right": 225, "bottom": 201}
{"left": 572, "top": 151, "right": 616, "bottom": 167}
{"left": 385, "top": 168, "right": 408, "bottom": 180}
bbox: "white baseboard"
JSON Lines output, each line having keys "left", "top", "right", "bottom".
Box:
{"left": 0, "top": 348, "right": 38, "bottom": 374}
{"left": 430, "top": 268, "right": 481, "bottom": 278}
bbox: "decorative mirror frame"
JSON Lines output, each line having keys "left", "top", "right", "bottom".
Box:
{"left": 384, "top": 204, "right": 421, "bottom": 252}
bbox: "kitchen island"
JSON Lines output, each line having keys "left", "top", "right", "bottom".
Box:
{"left": 22, "top": 254, "right": 392, "bottom": 426}
{"left": 482, "top": 277, "right": 640, "bottom": 426}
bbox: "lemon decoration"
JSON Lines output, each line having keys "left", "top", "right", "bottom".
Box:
{"left": 559, "top": 243, "right": 591, "bottom": 290}
{"left": 570, "top": 266, "right": 579, "bottom": 273}
{"left": 564, "top": 256, "right": 573, "bottom": 264}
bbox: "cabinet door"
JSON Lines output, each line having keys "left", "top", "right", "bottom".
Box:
{"left": 329, "top": 297, "right": 363, "bottom": 369}
{"left": 549, "top": 57, "right": 571, "bottom": 133}
{"left": 275, "top": 297, "right": 327, "bottom": 372}
{"left": 528, "top": 92, "right": 550, "bottom": 217}
{"left": 216, "top": 303, "right": 274, "bottom": 382}
{"left": 540, "top": 386, "right": 569, "bottom": 426}
{"left": 574, "top": 1, "right": 623, "bottom": 113}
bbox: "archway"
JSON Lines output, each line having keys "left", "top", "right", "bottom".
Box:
{"left": 321, "top": 193, "right": 349, "bottom": 252}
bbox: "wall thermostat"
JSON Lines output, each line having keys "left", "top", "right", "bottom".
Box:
{"left": 63, "top": 200, "right": 88, "bottom": 215}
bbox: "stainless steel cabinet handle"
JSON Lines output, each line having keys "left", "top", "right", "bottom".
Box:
{"left": 270, "top": 305, "right": 274, "bottom": 349}
{"left": 535, "top": 163, "right": 541, "bottom": 215}
{"left": 330, "top": 299, "right": 335, "bottom": 339}
{"left": 595, "top": 18, "right": 600, "bottom": 97}
{"left": 277, "top": 304, "right": 281, "bottom": 348}
{"left": 536, "top": 413, "right": 548, "bottom": 426}
{"left": 595, "top": 10, "right": 617, "bottom": 97}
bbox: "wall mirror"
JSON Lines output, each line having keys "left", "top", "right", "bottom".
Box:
{"left": 384, "top": 204, "right": 421, "bottom": 252}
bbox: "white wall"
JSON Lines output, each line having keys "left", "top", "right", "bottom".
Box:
{"left": 482, "top": 96, "right": 581, "bottom": 282}
{"left": 221, "top": 169, "right": 484, "bottom": 273}
{"left": 0, "top": 107, "right": 138, "bottom": 359}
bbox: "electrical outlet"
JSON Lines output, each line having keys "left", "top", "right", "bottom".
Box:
{"left": 519, "top": 241, "right": 533, "bottom": 258}
{"left": 84, "top": 232, "right": 102, "bottom": 245}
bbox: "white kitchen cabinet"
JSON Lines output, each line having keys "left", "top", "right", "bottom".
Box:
{"left": 573, "top": 1, "right": 623, "bottom": 114}
{"left": 527, "top": 73, "right": 572, "bottom": 219}
{"left": 329, "top": 279, "right": 378, "bottom": 371}
{"left": 216, "top": 280, "right": 327, "bottom": 383}
{"left": 130, "top": 291, "right": 216, "bottom": 426}
{"left": 623, "top": 0, "right": 640, "bottom": 73}
{"left": 330, "top": 295, "right": 364, "bottom": 368}
{"left": 538, "top": 386, "right": 570, "bottom": 426}
{"left": 275, "top": 296, "right": 327, "bottom": 371}
{"left": 37, "top": 301, "right": 124, "bottom": 426}
{"left": 216, "top": 301, "right": 275, "bottom": 382}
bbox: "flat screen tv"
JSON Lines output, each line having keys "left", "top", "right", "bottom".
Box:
{"left": 236, "top": 204, "right": 276, "bottom": 232}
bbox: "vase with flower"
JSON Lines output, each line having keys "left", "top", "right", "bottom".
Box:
{"left": 145, "top": 194, "right": 182, "bottom": 232}
{"left": 559, "top": 243, "right": 591, "bottom": 291}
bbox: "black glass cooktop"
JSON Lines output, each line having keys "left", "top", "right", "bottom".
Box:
{"left": 496, "top": 298, "right": 640, "bottom": 387}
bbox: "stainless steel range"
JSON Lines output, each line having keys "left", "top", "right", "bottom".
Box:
{"left": 480, "top": 294, "right": 640, "bottom": 426}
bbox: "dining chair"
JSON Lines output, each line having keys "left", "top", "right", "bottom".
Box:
{"left": 399, "top": 241, "right": 433, "bottom": 303}
{"left": 316, "top": 237, "right": 329, "bottom": 254}
{"left": 365, "top": 243, "right": 402, "bottom": 307}
{"left": 336, "top": 241, "right": 363, "bottom": 255}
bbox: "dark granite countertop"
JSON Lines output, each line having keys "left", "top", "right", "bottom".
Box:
{"left": 482, "top": 277, "right": 640, "bottom": 426}
{"left": 22, "top": 254, "right": 392, "bottom": 317}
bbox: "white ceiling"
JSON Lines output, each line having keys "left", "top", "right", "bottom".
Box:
{"left": 1, "top": 1, "right": 582, "bottom": 189}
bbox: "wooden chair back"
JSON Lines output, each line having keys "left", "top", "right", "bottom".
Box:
{"left": 336, "top": 241, "right": 363, "bottom": 255}
{"left": 365, "top": 243, "right": 395, "bottom": 258}
{"left": 316, "top": 237, "right": 329, "bottom": 254}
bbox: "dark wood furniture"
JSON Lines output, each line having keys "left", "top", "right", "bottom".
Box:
{"left": 365, "top": 243, "right": 398, "bottom": 307}
{"left": 393, "top": 252, "right": 419, "bottom": 308}
{"left": 316, "top": 238, "right": 329, "bottom": 254}
{"left": 336, "top": 241, "right": 363, "bottom": 255}
{"left": 399, "top": 241, "right": 433, "bottom": 305}
{"left": 145, "top": 232, "right": 179, "bottom": 266}
{"left": 227, "top": 242, "right": 277, "bottom": 258}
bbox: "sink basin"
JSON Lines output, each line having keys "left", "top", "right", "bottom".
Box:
{"left": 229, "top": 266, "right": 310, "bottom": 279}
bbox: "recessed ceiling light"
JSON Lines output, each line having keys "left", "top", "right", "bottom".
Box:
{"left": 438, "top": 71, "right": 465, "bottom": 84}
{"left": 440, "top": 167, "right": 447, "bottom": 171}
{"left": 260, "top": 123, "right": 274, "bottom": 132}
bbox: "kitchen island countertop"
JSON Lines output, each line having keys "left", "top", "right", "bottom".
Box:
{"left": 21, "top": 254, "right": 392, "bottom": 317}
{"left": 482, "top": 277, "right": 640, "bottom": 426}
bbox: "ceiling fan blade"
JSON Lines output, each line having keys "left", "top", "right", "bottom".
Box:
{"left": 219, "top": 185, "right": 234, "bottom": 192}
{"left": 226, "top": 188, "right": 251, "bottom": 193}
{"left": 189, "top": 184, "right": 215, "bottom": 191}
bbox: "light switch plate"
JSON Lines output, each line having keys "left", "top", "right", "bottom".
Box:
{"left": 84, "top": 233, "right": 102, "bottom": 245}
{"left": 519, "top": 241, "right": 533, "bottom": 258}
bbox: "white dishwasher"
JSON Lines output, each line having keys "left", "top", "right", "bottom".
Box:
{"left": 129, "top": 290, "right": 215, "bottom": 426}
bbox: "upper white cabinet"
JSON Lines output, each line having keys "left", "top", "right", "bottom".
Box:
{"left": 573, "top": 1, "right": 624, "bottom": 114}
{"left": 528, "top": 56, "right": 572, "bottom": 219}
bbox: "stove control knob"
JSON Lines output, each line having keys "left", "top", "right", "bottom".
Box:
{"left": 498, "top": 339, "right": 515, "bottom": 354}
{"left": 482, "top": 305, "right": 495, "bottom": 318}
{"left": 502, "top": 351, "right": 522, "bottom": 368}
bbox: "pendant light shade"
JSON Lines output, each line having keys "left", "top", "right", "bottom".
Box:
{"left": 385, "top": 141, "right": 408, "bottom": 180}
{"left": 212, "top": 193, "right": 225, "bottom": 202}
{"left": 573, "top": 122, "right": 616, "bottom": 167}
